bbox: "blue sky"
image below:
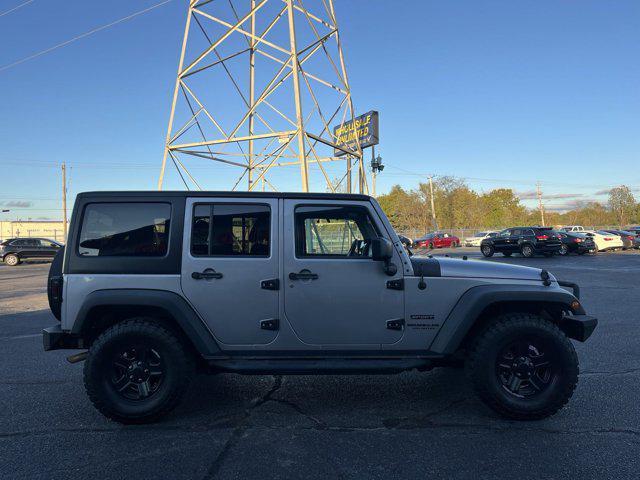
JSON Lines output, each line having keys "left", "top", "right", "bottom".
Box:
{"left": 0, "top": 0, "right": 638, "bottom": 220}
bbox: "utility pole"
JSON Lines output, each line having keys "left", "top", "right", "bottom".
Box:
{"left": 61, "top": 163, "right": 68, "bottom": 240}
{"left": 536, "top": 181, "right": 545, "bottom": 226}
{"left": 429, "top": 175, "right": 438, "bottom": 231}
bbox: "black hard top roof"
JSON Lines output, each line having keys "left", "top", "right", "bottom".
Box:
{"left": 76, "top": 191, "right": 372, "bottom": 201}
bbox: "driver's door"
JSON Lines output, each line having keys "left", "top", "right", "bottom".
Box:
{"left": 283, "top": 200, "right": 404, "bottom": 347}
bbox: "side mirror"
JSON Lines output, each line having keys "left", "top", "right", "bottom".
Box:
{"left": 371, "top": 237, "right": 393, "bottom": 261}
{"left": 371, "top": 237, "right": 397, "bottom": 276}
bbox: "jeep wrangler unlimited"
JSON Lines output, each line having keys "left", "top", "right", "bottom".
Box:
{"left": 43, "top": 191, "right": 597, "bottom": 423}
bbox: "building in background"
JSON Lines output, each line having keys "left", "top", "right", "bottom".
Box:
{"left": 0, "top": 221, "right": 65, "bottom": 243}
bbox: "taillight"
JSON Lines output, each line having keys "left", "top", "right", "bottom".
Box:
{"left": 536, "top": 235, "right": 548, "bottom": 240}
{"left": 604, "top": 237, "right": 612, "bottom": 241}
{"left": 574, "top": 238, "right": 582, "bottom": 243}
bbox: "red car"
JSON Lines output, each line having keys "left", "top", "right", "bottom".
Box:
{"left": 413, "top": 232, "right": 460, "bottom": 249}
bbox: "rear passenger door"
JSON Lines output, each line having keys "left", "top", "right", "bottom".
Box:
{"left": 493, "top": 229, "right": 511, "bottom": 250}
{"left": 181, "top": 198, "right": 279, "bottom": 346}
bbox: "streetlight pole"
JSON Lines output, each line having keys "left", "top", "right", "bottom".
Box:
{"left": 370, "top": 149, "right": 384, "bottom": 198}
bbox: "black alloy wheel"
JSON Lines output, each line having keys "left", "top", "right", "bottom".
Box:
{"left": 481, "top": 244, "right": 494, "bottom": 257}
{"left": 521, "top": 244, "right": 534, "bottom": 258}
{"left": 110, "top": 345, "right": 165, "bottom": 401}
{"left": 496, "top": 339, "right": 555, "bottom": 398}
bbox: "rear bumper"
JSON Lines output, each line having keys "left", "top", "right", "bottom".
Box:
{"left": 559, "top": 314, "right": 598, "bottom": 342}
{"left": 42, "top": 325, "right": 85, "bottom": 351}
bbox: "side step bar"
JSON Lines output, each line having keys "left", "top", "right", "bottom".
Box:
{"left": 207, "top": 358, "right": 432, "bottom": 375}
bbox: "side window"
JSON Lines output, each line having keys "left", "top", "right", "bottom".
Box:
{"left": 511, "top": 229, "right": 522, "bottom": 236}
{"left": 499, "top": 229, "right": 510, "bottom": 237}
{"left": 524, "top": 229, "right": 535, "bottom": 236}
{"left": 295, "top": 205, "right": 379, "bottom": 257}
{"left": 78, "top": 203, "right": 171, "bottom": 257}
{"left": 11, "top": 239, "right": 27, "bottom": 246}
{"left": 191, "top": 204, "right": 270, "bottom": 257}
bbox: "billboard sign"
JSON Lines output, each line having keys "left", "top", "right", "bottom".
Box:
{"left": 332, "top": 110, "right": 379, "bottom": 156}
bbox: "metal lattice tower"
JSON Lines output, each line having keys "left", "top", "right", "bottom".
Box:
{"left": 158, "top": 0, "right": 367, "bottom": 193}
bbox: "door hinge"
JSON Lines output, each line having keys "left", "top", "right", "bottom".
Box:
{"left": 261, "top": 278, "right": 279, "bottom": 290}
{"left": 260, "top": 319, "right": 279, "bottom": 331}
{"left": 386, "top": 278, "right": 404, "bottom": 290}
{"left": 386, "top": 318, "right": 405, "bottom": 331}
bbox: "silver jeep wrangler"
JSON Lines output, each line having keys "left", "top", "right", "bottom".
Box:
{"left": 43, "top": 191, "right": 597, "bottom": 423}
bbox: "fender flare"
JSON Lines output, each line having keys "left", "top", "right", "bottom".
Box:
{"left": 71, "top": 289, "right": 222, "bottom": 357}
{"left": 429, "top": 284, "right": 581, "bottom": 355}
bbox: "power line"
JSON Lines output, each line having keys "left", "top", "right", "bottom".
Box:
{"left": 0, "top": 0, "right": 34, "bottom": 18}
{"left": 383, "top": 163, "right": 637, "bottom": 190}
{"left": 0, "top": 0, "right": 173, "bottom": 73}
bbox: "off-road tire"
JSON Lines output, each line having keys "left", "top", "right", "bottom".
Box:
{"left": 481, "top": 244, "right": 494, "bottom": 257}
{"left": 4, "top": 253, "right": 20, "bottom": 266}
{"left": 520, "top": 244, "right": 535, "bottom": 258}
{"left": 84, "top": 318, "right": 195, "bottom": 424}
{"left": 466, "top": 313, "right": 579, "bottom": 420}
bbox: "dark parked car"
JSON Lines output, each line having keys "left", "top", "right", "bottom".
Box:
{"left": 0, "top": 238, "right": 62, "bottom": 266}
{"left": 601, "top": 230, "right": 635, "bottom": 250}
{"left": 481, "top": 227, "right": 562, "bottom": 258}
{"left": 413, "top": 232, "right": 460, "bottom": 249}
{"left": 555, "top": 231, "right": 596, "bottom": 256}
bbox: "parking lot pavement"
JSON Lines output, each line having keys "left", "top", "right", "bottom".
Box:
{"left": 1, "top": 254, "right": 639, "bottom": 480}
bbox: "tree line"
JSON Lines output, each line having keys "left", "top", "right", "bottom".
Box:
{"left": 376, "top": 178, "right": 639, "bottom": 233}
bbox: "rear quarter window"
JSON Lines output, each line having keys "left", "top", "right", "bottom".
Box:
{"left": 78, "top": 203, "right": 171, "bottom": 257}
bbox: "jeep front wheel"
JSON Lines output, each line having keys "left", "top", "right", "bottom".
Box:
{"left": 466, "top": 313, "right": 578, "bottom": 420}
{"left": 83, "top": 318, "right": 195, "bottom": 424}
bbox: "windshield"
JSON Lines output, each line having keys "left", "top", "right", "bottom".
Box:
{"left": 475, "top": 232, "right": 488, "bottom": 237}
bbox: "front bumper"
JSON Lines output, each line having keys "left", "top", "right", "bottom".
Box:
{"left": 42, "top": 325, "right": 85, "bottom": 351}
{"left": 559, "top": 314, "right": 598, "bottom": 342}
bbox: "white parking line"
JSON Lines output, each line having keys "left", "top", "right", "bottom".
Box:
{"left": 1, "top": 333, "right": 41, "bottom": 340}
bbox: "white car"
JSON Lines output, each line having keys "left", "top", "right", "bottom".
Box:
{"left": 464, "top": 231, "right": 498, "bottom": 247}
{"left": 562, "top": 226, "right": 585, "bottom": 233}
{"left": 584, "top": 230, "right": 624, "bottom": 251}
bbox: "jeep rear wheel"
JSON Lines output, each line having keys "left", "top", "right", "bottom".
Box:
{"left": 466, "top": 313, "right": 578, "bottom": 420}
{"left": 481, "top": 244, "right": 494, "bottom": 257}
{"left": 83, "top": 318, "right": 195, "bottom": 424}
{"left": 4, "top": 254, "right": 20, "bottom": 266}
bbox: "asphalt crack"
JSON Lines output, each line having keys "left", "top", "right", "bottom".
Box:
{"left": 580, "top": 367, "right": 640, "bottom": 377}
{"left": 203, "top": 375, "right": 283, "bottom": 479}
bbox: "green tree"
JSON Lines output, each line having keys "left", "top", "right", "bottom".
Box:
{"left": 608, "top": 185, "right": 636, "bottom": 226}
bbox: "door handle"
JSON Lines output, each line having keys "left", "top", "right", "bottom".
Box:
{"left": 289, "top": 269, "right": 319, "bottom": 281}
{"left": 192, "top": 268, "right": 223, "bottom": 280}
